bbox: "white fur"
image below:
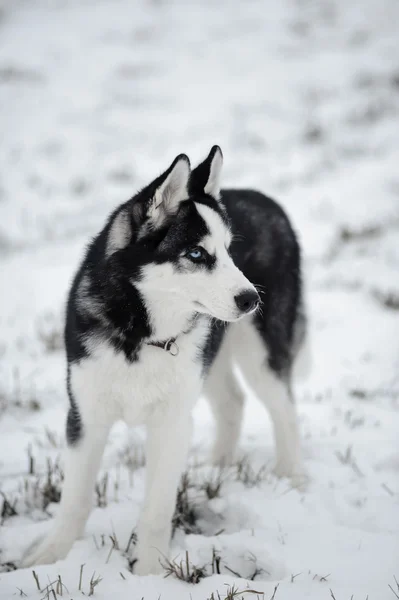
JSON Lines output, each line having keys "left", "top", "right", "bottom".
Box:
{"left": 205, "top": 319, "right": 303, "bottom": 479}
{"left": 204, "top": 147, "right": 223, "bottom": 199}
{"left": 137, "top": 204, "right": 256, "bottom": 324}
{"left": 22, "top": 317, "right": 209, "bottom": 574}
{"left": 21, "top": 195, "right": 300, "bottom": 575}
{"left": 22, "top": 422, "right": 110, "bottom": 567}
{"left": 76, "top": 275, "right": 105, "bottom": 321}
{"left": 150, "top": 157, "right": 190, "bottom": 226}
{"left": 106, "top": 210, "right": 131, "bottom": 257}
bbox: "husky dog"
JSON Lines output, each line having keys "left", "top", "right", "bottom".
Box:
{"left": 22, "top": 146, "right": 306, "bottom": 575}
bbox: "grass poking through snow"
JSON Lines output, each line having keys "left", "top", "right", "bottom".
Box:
{"left": 172, "top": 471, "right": 201, "bottom": 535}
{"left": 162, "top": 551, "right": 207, "bottom": 584}
{"left": 207, "top": 583, "right": 265, "bottom": 600}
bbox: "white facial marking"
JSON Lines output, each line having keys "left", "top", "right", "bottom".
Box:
{"left": 136, "top": 203, "right": 257, "bottom": 328}
{"left": 192, "top": 203, "right": 256, "bottom": 321}
{"left": 195, "top": 203, "right": 232, "bottom": 254}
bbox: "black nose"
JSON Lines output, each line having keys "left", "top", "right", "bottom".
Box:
{"left": 234, "top": 289, "right": 260, "bottom": 314}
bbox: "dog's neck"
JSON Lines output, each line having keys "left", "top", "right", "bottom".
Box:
{"left": 144, "top": 294, "right": 199, "bottom": 343}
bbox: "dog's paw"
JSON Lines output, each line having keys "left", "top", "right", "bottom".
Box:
{"left": 134, "top": 547, "right": 165, "bottom": 576}
{"left": 274, "top": 460, "right": 310, "bottom": 491}
{"left": 211, "top": 445, "right": 235, "bottom": 467}
{"left": 21, "top": 534, "right": 72, "bottom": 568}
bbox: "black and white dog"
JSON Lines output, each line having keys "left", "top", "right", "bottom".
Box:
{"left": 23, "top": 146, "right": 306, "bottom": 575}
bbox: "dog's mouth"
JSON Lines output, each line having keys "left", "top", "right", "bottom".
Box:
{"left": 193, "top": 300, "right": 254, "bottom": 323}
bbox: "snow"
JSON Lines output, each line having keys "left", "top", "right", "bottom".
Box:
{"left": 1, "top": 0, "right": 399, "bottom": 598}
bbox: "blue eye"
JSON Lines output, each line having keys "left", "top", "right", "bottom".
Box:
{"left": 186, "top": 247, "right": 205, "bottom": 261}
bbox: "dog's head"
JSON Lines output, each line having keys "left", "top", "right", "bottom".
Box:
{"left": 105, "top": 147, "right": 259, "bottom": 323}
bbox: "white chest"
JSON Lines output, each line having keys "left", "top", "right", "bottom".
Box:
{"left": 70, "top": 321, "right": 209, "bottom": 427}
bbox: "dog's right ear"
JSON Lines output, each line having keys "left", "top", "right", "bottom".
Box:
{"left": 133, "top": 154, "right": 191, "bottom": 232}
{"left": 106, "top": 154, "right": 190, "bottom": 257}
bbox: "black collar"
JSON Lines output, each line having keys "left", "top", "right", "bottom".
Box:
{"left": 146, "top": 338, "right": 179, "bottom": 356}
{"left": 145, "top": 314, "right": 201, "bottom": 357}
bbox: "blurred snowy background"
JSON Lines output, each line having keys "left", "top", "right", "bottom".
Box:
{"left": 0, "top": 0, "right": 398, "bottom": 598}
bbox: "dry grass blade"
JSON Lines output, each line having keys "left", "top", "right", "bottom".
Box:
{"left": 269, "top": 584, "right": 279, "bottom": 600}
{"left": 1, "top": 491, "right": 18, "bottom": 523}
{"left": 172, "top": 471, "right": 201, "bottom": 535}
{"left": 389, "top": 577, "right": 399, "bottom": 600}
{"left": 32, "top": 570, "right": 41, "bottom": 591}
{"left": 162, "top": 551, "right": 206, "bottom": 584}
{"left": 41, "top": 458, "right": 64, "bottom": 510}
{"left": 224, "top": 563, "right": 265, "bottom": 582}
{"left": 125, "top": 529, "right": 137, "bottom": 554}
{"left": 249, "top": 566, "right": 266, "bottom": 581}
{"left": 40, "top": 580, "right": 58, "bottom": 600}
{"left": 55, "top": 574, "right": 69, "bottom": 595}
{"left": 224, "top": 584, "right": 265, "bottom": 599}
{"left": 211, "top": 548, "right": 221, "bottom": 575}
{"left": 79, "top": 564, "right": 85, "bottom": 592}
{"left": 203, "top": 468, "right": 226, "bottom": 499}
{"left": 44, "top": 427, "right": 61, "bottom": 449}
{"left": 27, "top": 445, "right": 35, "bottom": 475}
{"left": 106, "top": 534, "right": 119, "bottom": 563}
{"left": 381, "top": 483, "right": 394, "bottom": 496}
{"left": 235, "top": 458, "right": 268, "bottom": 488}
{"left": 95, "top": 473, "right": 109, "bottom": 508}
{"left": 208, "top": 593, "right": 222, "bottom": 600}
{"left": 88, "top": 571, "right": 103, "bottom": 596}
{"left": 224, "top": 565, "right": 242, "bottom": 578}
{"left": 335, "top": 446, "right": 364, "bottom": 478}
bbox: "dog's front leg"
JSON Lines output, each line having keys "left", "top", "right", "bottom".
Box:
{"left": 22, "top": 420, "right": 110, "bottom": 567}
{"left": 135, "top": 404, "right": 193, "bottom": 576}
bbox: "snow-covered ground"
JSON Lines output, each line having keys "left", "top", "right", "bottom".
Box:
{"left": 1, "top": 0, "right": 399, "bottom": 598}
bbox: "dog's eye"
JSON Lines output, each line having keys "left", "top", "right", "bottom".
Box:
{"left": 185, "top": 246, "right": 206, "bottom": 262}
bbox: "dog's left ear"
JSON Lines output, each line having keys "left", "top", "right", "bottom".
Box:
{"left": 133, "top": 154, "right": 191, "bottom": 232}
{"left": 190, "top": 145, "right": 223, "bottom": 200}
{"left": 149, "top": 153, "right": 191, "bottom": 222}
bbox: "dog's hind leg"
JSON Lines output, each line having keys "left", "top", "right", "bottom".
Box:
{"left": 231, "top": 320, "right": 302, "bottom": 480}
{"left": 22, "top": 408, "right": 110, "bottom": 567}
{"left": 204, "top": 329, "right": 245, "bottom": 466}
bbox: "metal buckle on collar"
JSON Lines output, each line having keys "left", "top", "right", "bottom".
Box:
{"left": 164, "top": 339, "right": 179, "bottom": 356}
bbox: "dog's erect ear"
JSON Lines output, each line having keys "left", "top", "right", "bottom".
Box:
{"left": 107, "top": 155, "right": 190, "bottom": 256}
{"left": 133, "top": 154, "right": 191, "bottom": 232}
{"left": 149, "top": 153, "right": 190, "bottom": 222}
{"left": 190, "top": 145, "right": 223, "bottom": 200}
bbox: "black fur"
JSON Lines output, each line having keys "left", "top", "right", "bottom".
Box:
{"left": 64, "top": 151, "right": 303, "bottom": 445}
{"left": 222, "top": 189, "right": 301, "bottom": 377}
{"left": 196, "top": 190, "right": 302, "bottom": 381}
